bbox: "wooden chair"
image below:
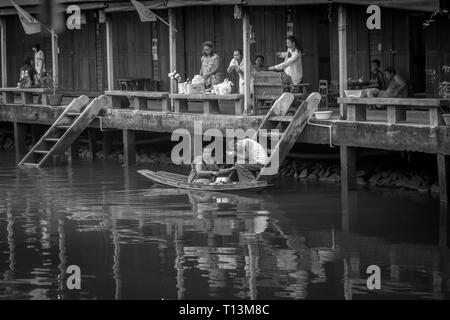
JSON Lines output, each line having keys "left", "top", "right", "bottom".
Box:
{"left": 253, "top": 71, "right": 308, "bottom": 115}
{"left": 319, "top": 79, "right": 329, "bottom": 109}
{"left": 329, "top": 80, "right": 340, "bottom": 107}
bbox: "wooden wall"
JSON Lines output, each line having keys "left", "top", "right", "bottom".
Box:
{"left": 330, "top": 6, "right": 411, "bottom": 84}
{"left": 110, "top": 12, "right": 154, "bottom": 86}
{"left": 155, "top": 5, "right": 324, "bottom": 92}
{"left": 58, "top": 11, "right": 99, "bottom": 92}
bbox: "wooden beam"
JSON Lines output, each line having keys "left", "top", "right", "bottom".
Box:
{"left": 123, "top": 129, "right": 136, "bottom": 166}
{"left": 340, "top": 144, "right": 357, "bottom": 190}
{"left": 0, "top": 17, "right": 6, "bottom": 88}
{"left": 242, "top": 8, "right": 251, "bottom": 115}
{"left": 168, "top": 8, "right": 176, "bottom": 95}
{"left": 13, "top": 122, "right": 27, "bottom": 160}
{"left": 70, "top": 140, "right": 79, "bottom": 160}
{"left": 88, "top": 129, "right": 97, "bottom": 160}
{"left": 106, "top": 15, "right": 114, "bottom": 90}
{"left": 437, "top": 153, "right": 450, "bottom": 202}
{"left": 338, "top": 4, "right": 348, "bottom": 120}
{"left": 102, "top": 131, "right": 114, "bottom": 158}
{"left": 51, "top": 29, "right": 58, "bottom": 90}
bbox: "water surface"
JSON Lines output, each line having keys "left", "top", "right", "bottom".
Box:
{"left": 0, "top": 152, "right": 449, "bottom": 300}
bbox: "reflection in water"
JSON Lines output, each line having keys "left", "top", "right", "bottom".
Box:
{"left": 0, "top": 153, "right": 449, "bottom": 299}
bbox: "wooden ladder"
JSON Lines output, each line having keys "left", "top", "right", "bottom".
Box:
{"left": 256, "top": 92, "right": 321, "bottom": 181}
{"left": 18, "top": 95, "right": 109, "bottom": 168}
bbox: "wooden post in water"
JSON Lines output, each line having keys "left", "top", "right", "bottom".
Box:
{"left": 106, "top": 15, "right": 114, "bottom": 90}
{"left": 437, "top": 153, "right": 450, "bottom": 202}
{"left": 70, "top": 140, "right": 79, "bottom": 161}
{"left": 0, "top": 17, "right": 7, "bottom": 87}
{"left": 338, "top": 5, "right": 348, "bottom": 120}
{"left": 123, "top": 129, "right": 136, "bottom": 166}
{"left": 340, "top": 145, "right": 357, "bottom": 190}
{"left": 102, "top": 131, "right": 114, "bottom": 158}
{"left": 13, "top": 122, "right": 27, "bottom": 160}
{"left": 88, "top": 129, "right": 97, "bottom": 160}
{"left": 242, "top": 8, "right": 251, "bottom": 115}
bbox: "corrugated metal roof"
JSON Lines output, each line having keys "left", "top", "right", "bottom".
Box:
{"left": 0, "top": 0, "right": 440, "bottom": 12}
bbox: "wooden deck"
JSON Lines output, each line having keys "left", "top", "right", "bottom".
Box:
{"left": 1, "top": 103, "right": 450, "bottom": 154}
{"left": 3, "top": 99, "right": 450, "bottom": 201}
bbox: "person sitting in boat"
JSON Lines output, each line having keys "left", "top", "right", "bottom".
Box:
{"left": 228, "top": 138, "right": 269, "bottom": 183}
{"left": 187, "top": 146, "right": 234, "bottom": 185}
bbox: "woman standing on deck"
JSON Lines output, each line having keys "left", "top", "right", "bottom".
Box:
{"left": 199, "top": 41, "right": 222, "bottom": 89}
{"left": 32, "top": 43, "right": 45, "bottom": 85}
{"left": 268, "top": 36, "right": 303, "bottom": 92}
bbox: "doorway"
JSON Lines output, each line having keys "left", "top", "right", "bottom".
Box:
{"left": 409, "top": 13, "right": 426, "bottom": 95}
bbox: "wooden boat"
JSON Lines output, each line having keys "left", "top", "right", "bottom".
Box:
{"left": 138, "top": 92, "right": 321, "bottom": 191}
{"left": 137, "top": 169, "right": 271, "bottom": 192}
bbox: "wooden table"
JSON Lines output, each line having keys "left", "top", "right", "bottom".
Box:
{"left": 116, "top": 78, "right": 160, "bottom": 91}
{"left": 338, "top": 97, "right": 450, "bottom": 126}
{"left": 0, "top": 87, "right": 52, "bottom": 105}
{"left": 105, "top": 90, "right": 170, "bottom": 111}
{"left": 170, "top": 93, "right": 244, "bottom": 115}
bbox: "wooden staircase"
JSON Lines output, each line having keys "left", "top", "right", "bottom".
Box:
{"left": 18, "top": 95, "right": 109, "bottom": 168}
{"left": 256, "top": 92, "right": 321, "bottom": 181}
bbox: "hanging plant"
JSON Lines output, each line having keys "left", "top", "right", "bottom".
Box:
{"left": 423, "top": 8, "right": 449, "bottom": 28}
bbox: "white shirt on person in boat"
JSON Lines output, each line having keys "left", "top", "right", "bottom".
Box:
{"left": 237, "top": 138, "right": 269, "bottom": 165}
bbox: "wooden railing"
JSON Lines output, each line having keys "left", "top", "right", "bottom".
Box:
{"left": 0, "top": 87, "right": 52, "bottom": 105}
{"left": 338, "top": 97, "right": 450, "bottom": 126}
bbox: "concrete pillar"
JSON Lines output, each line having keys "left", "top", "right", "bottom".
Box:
{"left": 340, "top": 145, "right": 357, "bottom": 190}
{"left": 338, "top": 5, "right": 348, "bottom": 120}
{"left": 69, "top": 140, "right": 79, "bottom": 161}
{"left": 123, "top": 129, "right": 136, "bottom": 166}
{"left": 102, "top": 131, "right": 114, "bottom": 158}
{"left": 87, "top": 129, "right": 97, "bottom": 160}
{"left": 30, "top": 125, "right": 40, "bottom": 145}
{"left": 437, "top": 153, "right": 450, "bottom": 202}
{"left": 1, "top": 17, "right": 7, "bottom": 87}
{"left": 341, "top": 188, "right": 358, "bottom": 233}
{"left": 13, "top": 122, "right": 27, "bottom": 160}
{"left": 439, "top": 201, "right": 448, "bottom": 248}
{"left": 106, "top": 15, "right": 114, "bottom": 90}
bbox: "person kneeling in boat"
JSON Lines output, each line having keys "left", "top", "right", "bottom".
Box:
{"left": 187, "top": 147, "right": 234, "bottom": 185}
{"left": 229, "top": 138, "right": 269, "bottom": 183}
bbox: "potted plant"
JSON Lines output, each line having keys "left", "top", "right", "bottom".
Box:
{"left": 42, "top": 71, "right": 63, "bottom": 106}
{"left": 438, "top": 66, "right": 450, "bottom": 125}
{"left": 426, "top": 67, "right": 450, "bottom": 125}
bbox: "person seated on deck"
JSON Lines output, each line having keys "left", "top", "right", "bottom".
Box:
{"left": 367, "top": 66, "right": 408, "bottom": 98}
{"left": 17, "top": 56, "right": 37, "bottom": 88}
{"left": 228, "top": 138, "right": 269, "bottom": 183}
{"left": 368, "top": 59, "right": 385, "bottom": 90}
{"left": 254, "top": 55, "right": 267, "bottom": 72}
{"left": 187, "top": 146, "right": 234, "bottom": 185}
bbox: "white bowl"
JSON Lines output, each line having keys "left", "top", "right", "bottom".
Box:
{"left": 344, "top": 89, "right": 367, "bottom": 98}
{"left": 314, "top": 111, "right": 333, "bottom": 120}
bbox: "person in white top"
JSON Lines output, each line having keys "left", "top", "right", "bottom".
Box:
{"left": 268, "top": 36, "right": 303, "bottom": 92}
{"left": 227, "top": 49, "right": 257, "bottom": 94}
{"left": 32, "top": 43, "right": 45, "bottom": 84}
{"left": 229, "top": 138, "right": 269, "bottom": 183}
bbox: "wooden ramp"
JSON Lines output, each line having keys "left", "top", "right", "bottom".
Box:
{"left": 18, "top": 95, "right": 109, "bottom": 168}
{"left": 256, "top": 92, "right": 321, "bottom": 181}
